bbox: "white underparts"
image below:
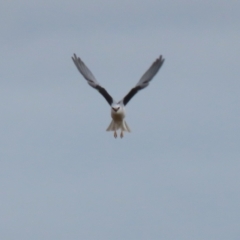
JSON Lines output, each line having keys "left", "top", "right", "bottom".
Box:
{"left": 107, "top": 106, "right": 130, "bottom": 137}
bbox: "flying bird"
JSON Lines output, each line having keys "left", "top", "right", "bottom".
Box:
{"left": 72, "top": 53, "right": 165, "bottom": 138}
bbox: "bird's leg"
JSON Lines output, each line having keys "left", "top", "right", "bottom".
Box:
{"left": 114, "top": 131, "right": 117, "bottom": 138}
{"left": 120, "top": 131, "right": 124, "bottom": 138}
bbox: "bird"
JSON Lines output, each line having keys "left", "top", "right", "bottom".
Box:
{"left": 72, "top": 53, "right": 165, "bottom": 138}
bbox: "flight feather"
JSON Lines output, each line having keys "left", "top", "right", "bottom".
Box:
{"left": 122, "top": 55, "right": 165, "bottom": 105}
{"left": 72, "top": 54, "right": 113, "bottom": 105}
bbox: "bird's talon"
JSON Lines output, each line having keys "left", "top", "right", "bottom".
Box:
{"left": 120, "top": 132, "right": 124, "bottom": 138}
{"left": 114, "top": 132, "right": 117, "bottom": 138}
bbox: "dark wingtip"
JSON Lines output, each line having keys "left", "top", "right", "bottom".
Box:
{"left": 159, "top": 55, "right": 165, "bottom": 63}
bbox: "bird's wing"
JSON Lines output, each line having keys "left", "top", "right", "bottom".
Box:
{"left": 122, "top": 55, "right": 165, "bottom": 106}
{"left": 72, "top": 54, "right": 113, "bottom": 106}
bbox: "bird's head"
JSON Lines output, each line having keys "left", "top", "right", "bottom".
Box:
{"left": 111, "top": 103, "right": 121, "bottom": 113}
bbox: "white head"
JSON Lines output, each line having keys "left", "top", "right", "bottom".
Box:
{"left": 111, "top": 102, "right": 123, "bottom": 113}
{"left": 111, "top": 103, "right": 121, "bottom": 113}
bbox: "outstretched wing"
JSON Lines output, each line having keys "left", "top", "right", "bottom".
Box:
{"left": 122, "top": 55, "right": 165, "bottom": 106}
{"left": 72, "top": 54, "right": 113, "bottom": 106}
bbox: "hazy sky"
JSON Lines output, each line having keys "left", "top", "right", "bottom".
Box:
{"left": 1, "top": 1, "right": 240, "bottom": 239}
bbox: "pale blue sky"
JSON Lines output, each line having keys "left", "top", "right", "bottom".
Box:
{"left": 1, "top": 1, "right": 240, "bottom": 239}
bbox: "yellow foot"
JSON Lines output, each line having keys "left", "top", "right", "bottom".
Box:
{"left": 114, "top": 131, "right": 117, "bottom": 138}
{"left": 120, "top": 132, "right": 124, "bottom": 138}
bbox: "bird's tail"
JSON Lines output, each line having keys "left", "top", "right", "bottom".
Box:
{"left": 106, "top": 120, "right": 131, "bottom": 132}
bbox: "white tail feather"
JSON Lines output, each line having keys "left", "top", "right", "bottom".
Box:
{"left": 106, "top": 120, "right": 131, "bottom": 132}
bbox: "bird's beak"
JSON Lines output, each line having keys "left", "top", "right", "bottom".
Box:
{"left": 112, "top": 107, "right": 120, "bottom": 112}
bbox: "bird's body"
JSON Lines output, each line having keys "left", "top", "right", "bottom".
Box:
{"left": 107, "top": 104, "right": 130, "bottom": 138}
{"left": 72, "top": 53, "right": 165, "bottom": 138}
